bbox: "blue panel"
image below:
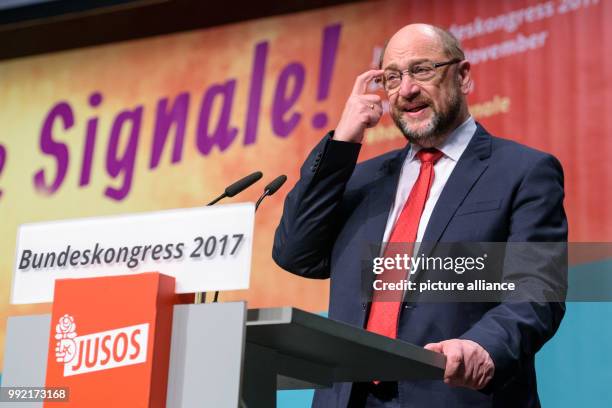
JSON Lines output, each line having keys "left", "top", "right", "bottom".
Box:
{"left": 536, "top": 301, "right": 612, "bottom": 406}
{"left": 537, "top": 261, "right": 612, "bottom": 406}
{"left": 278, "top": 389, "right": 314, "bottom": 407}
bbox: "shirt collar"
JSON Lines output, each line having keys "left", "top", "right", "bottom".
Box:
{"left": 407, "top": 116, "right": 477, "bottom": 162}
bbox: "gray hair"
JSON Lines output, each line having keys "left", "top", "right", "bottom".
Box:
{"left": 378, "top": 25, "right": 465, "bottom": 69}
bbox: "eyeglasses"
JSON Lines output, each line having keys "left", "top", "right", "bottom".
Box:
{"left": 378, "top": 58, "right": 462, "bottom": 91}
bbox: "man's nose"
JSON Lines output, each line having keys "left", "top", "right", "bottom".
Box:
{"left": 398, "top": 75, "right": 421, "bottom": 99}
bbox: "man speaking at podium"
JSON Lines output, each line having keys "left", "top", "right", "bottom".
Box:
{"left": 273, "top": 24, "right": 566, "bottom": 407}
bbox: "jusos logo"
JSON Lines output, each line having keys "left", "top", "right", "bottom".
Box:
{"left": 54, "top": 314, "right": 149, "bottom": 376}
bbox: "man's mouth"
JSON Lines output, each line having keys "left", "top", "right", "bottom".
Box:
{"left": 405, "top": 104, "right": 429, "bottom": 113}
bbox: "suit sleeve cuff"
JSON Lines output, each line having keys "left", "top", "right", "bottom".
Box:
{"left": 306, "top": 131, "right": 361, "bottom": 178}
{"left": 460, "top": 329, "right": 516, "bottom": 394}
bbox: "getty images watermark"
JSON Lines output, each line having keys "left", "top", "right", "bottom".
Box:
{"left": 361, "top": 242, "right": 576, "bottom": 303}
{"left": 371, "top": 251, "right": 516, "bottom": 294}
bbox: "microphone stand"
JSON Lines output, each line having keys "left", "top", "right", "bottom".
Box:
{"left": 194, "top": 172, "right": 263, "bottom": 304}
{"left": 204, "top": 174, "right": 285, "bottom": 304}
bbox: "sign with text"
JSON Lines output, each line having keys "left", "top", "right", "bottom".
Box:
{"left": 11, "top": 203, "right": 254, "bottom": 304}
{"left": 45, "top": 272, "right": 175, "bottom": 407}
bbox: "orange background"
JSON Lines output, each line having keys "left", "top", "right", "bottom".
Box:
{"left": 1, "top": 0, "right": 611, "bottom": 368}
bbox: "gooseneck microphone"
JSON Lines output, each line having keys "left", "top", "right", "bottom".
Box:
{"left": 207, "top": 171, "right": 263, "bottom": 206}
{"left": 198, "top": 171, "right": 263, "bottom": 304}
{"left": 255, "top": 175, "right": 288, "bottom": 210}
{"left": 211, "top": 174, "right": 288, "bottom": 303}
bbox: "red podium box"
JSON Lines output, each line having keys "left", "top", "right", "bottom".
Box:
{"left": 44, "top": 272, "right": 175, "bottom": 408}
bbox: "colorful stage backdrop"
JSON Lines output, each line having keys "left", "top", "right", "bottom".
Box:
{"left": 1, "top": 1, "right": 611, "bottom": 399}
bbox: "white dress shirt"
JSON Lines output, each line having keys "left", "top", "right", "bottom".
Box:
{"left": 381, "top": 116, "right": 477, "bottom": 245}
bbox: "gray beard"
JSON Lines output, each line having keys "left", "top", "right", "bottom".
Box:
{"left": 392, "top": 91, "right": 462, "bottom": 146}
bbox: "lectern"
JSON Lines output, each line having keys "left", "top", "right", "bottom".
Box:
{"left": 3, "top": 205, "right": 445, "bottom": 407}
{"left": 243, "top": 306, "right": 445, "bottom": 406}
{"left": 3, "top": 302, "right": 445, "bottom": 407}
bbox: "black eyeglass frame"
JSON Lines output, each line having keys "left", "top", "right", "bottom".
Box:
{"left": 378, "top": 58, "right": 463, "bottom": 90}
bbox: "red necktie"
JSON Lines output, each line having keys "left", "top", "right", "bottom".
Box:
{"left": 366, "top": 148, "right": 444, "bottom": 339}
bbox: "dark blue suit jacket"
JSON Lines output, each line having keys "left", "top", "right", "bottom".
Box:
{"left": 273, "top": 124, "right": 567, "bottom": 407}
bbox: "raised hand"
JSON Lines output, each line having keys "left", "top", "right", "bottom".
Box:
{"left": 333, "top": 69, "right": 384, "bottom": 143}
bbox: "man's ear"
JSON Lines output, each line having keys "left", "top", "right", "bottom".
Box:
{"left": 458, "top": 60, "right": 473, "bottom": 94}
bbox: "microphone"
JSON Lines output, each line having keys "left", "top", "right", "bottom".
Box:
{"left": 255, "top": 175, "right": 288, "bottom": 210}
{"left": 212, "top": 175, "right": 287, "bottom": 303}
{"left": 199, "top": 171, "right": 262, "bottom": 305}
{"left": 207, "top": 171, "right": 263, "bottom": 206}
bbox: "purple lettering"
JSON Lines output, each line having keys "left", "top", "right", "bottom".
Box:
{"left": 312, "top": 23, "right": 342, "bottom": 129}
{"left": 80, "top": 92, "right": 103, "bottom": 186}
{"left": 0, "top": 143, "right": 6, "bottom": 200}
{"left": 105, "top": 106, "right": 142, "bottom": 200}
{"left": 150, "top": 92, "right": 190, "bottom": 169}
{"left": 272, "top": 63, "right": 305, "bottom": 138}
{"left": 34, "top": 102, "right": 73, "bottom": 194}
{"left": 196, "top": 80, "right": 238, "bottom": 155}
{"left": 244, "top": 41, "right": 268, "bottom": 145}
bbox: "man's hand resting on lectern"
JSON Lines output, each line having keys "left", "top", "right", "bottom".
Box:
{"left": 424, "top": 339, "right": 495, "bottom": 390}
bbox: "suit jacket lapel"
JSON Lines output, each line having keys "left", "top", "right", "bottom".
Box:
{"left": 363, "top": 146, "right": 411, "bottom": 249}
{"left": 421, "top": 124, "right": 492, "bottom": 248}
